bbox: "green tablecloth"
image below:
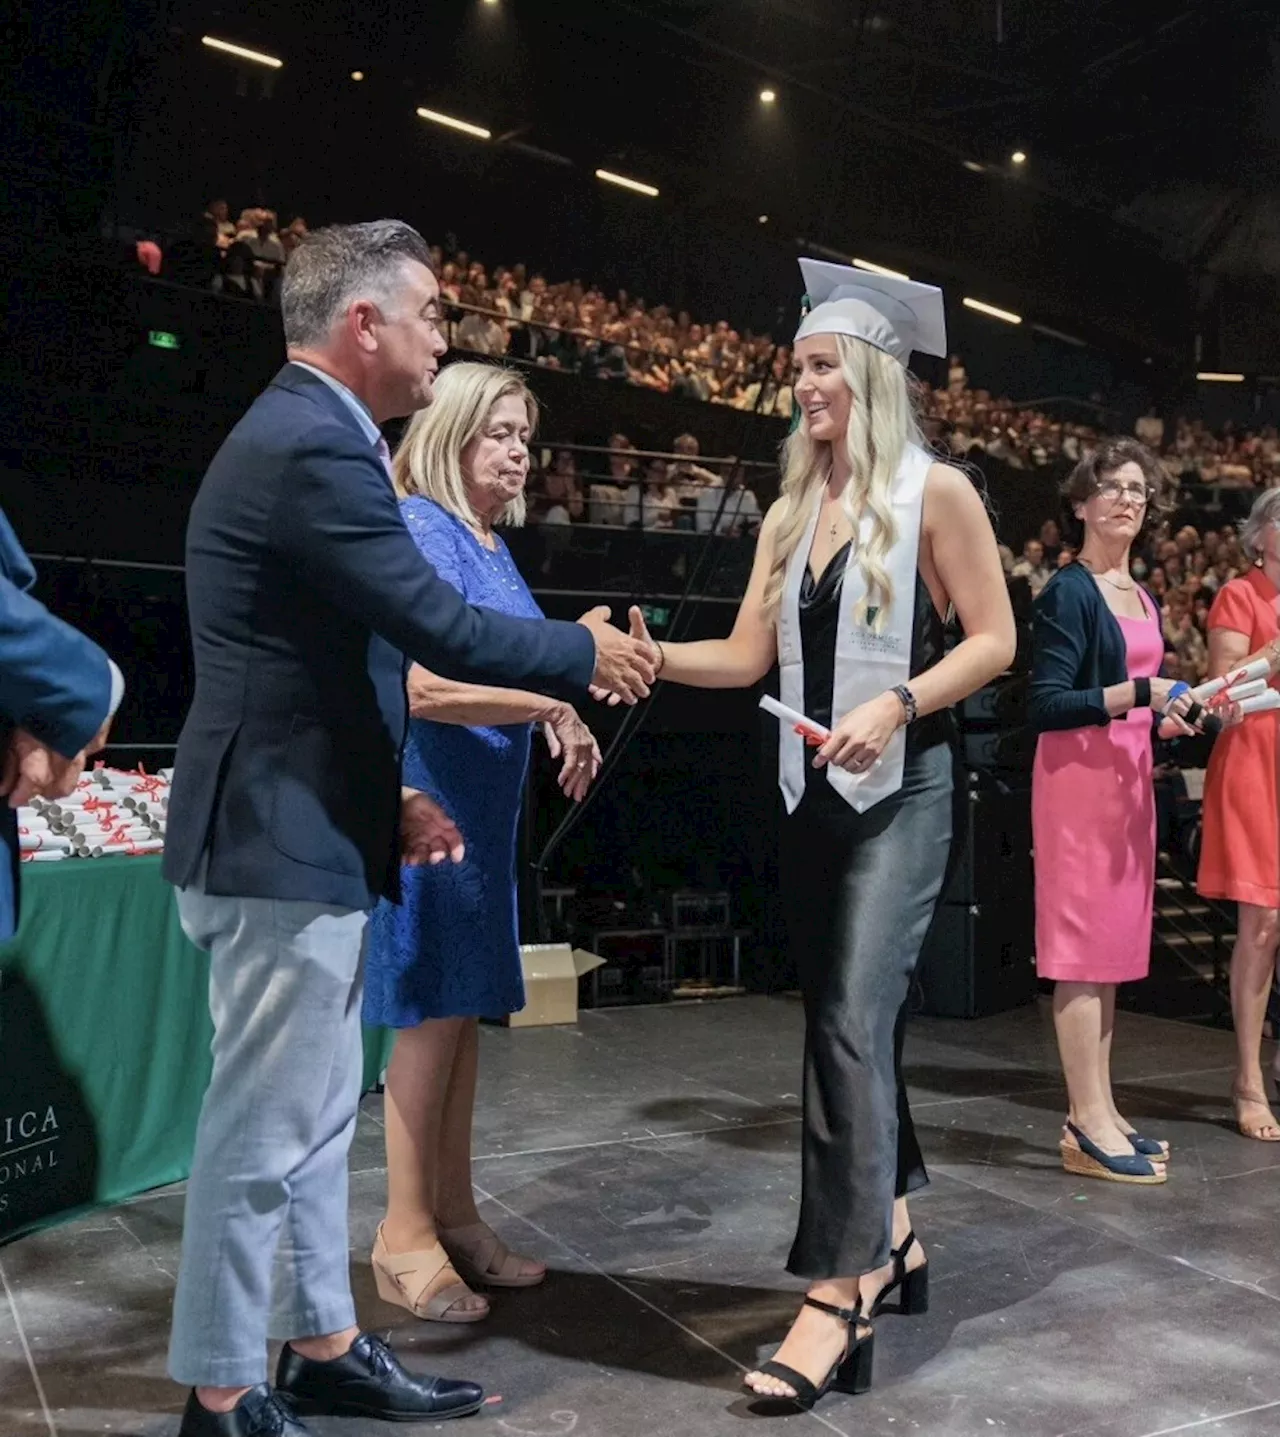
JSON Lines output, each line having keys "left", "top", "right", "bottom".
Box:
{"left": 0, "top": 855, "right": 392, "bottom": 1241}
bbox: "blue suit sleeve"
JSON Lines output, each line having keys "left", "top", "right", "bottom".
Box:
{"left": 271, "top": 435, "right": 595, "bottom": 699}
{"left": 1027, "top": 579, "right": 1111, "bottom": 733}
{"left": 0, "top": 562, "right": 113, "bottom": 759}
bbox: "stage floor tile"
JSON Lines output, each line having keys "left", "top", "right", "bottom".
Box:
{"left": 5, "top": 995, "right": 1279, "bottom": 1437}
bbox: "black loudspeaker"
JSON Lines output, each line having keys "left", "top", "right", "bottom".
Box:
{"left": 913, "top": 775, "right": 1037, "bottom": 1018}
{"left": 957, "top": 672, "right": 1033, "bottom": 775}
{"left": 961, "top": 727, "right": 1037, "bottom": 773}
{"left": 958, "top": 672, "right": 1028, "bottom": 727}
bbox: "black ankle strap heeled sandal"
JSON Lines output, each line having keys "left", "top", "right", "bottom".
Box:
{"left": 869, "top": 1230, "right": 930, "bottom": 1317}
{"left": 749, "top": 1297, "right": 875, "bottom": 1410}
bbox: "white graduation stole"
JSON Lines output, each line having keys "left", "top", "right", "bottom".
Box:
{"left": 775, "top": 443, "right": 931, "bottom": 815}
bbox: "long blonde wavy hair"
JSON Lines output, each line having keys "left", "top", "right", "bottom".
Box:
{"left": 762, "top": 334, "right": 923, "bottom": 631}
{"left": 393, "top": 362, "right": 538, "bottom": 528}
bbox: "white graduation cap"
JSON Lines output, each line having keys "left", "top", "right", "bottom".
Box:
{"left": 794, "top": 258, "right": 947, "bottom": 365}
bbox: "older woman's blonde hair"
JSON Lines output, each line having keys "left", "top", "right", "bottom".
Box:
{"left": 1239, "top": 486, "right": 1280, "bottom": 562}
{"left": 393, "top": 362, "right": 538, "bottom": 528}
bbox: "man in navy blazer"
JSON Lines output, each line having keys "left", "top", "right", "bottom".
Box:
{"left": 164, "top": 221, "right": 657, "bottom": 1437}
{"left": 0, "top": 507, "right": 121, "bottom": 939}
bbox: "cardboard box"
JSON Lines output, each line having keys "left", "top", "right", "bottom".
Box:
{"left": 506, "top": 944, "right": 605, "bottom": 1028}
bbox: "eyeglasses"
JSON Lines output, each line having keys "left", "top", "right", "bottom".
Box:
{"left": 1095, "top": 480, "right": 1151, "bottom": 506}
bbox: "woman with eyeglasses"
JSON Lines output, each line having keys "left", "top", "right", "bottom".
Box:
{"left": 1029, "top": 438, "right": 1199, "bottom": 1184}
{"left": 1197, "top": 487, "right": 1280, "bottom": 1141}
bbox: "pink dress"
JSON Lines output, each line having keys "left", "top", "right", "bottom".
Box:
{"left": 1032, "top": 591, "right": 1163, "bottom": 983}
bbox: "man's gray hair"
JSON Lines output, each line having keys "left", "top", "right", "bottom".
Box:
{"left": 280, "top": 220, "right": 433, "bottom": 348}
{"left": 1240, "top": 486, "right": 1280, "bottom": 561}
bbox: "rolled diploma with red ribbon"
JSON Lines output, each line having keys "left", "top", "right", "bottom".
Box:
{"left": 759, "top": 694, "right": 831, "bottom": 746}
{"left": 1238, "top": 690, "right": 1280, "bottom": 717}
{"left": 1193, "top": 658, "right": 1270, "bottom": 703}
{"left": 19, "top": 833, "right": 74, "bottom": 853}
{"left": 1226, "top": 677, "right": 1268, "bottom": 703}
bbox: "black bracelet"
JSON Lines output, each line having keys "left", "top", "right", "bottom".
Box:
{"left": 891, "top": 684, "right": 918, "bottom": 724}
{"left": 1133, "top": 677, "right": 1151, "bottom": 709}
{"left": 655, "top": 642, "right": 666, "bottom": 676}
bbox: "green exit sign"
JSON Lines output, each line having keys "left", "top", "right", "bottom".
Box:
{"left": 640, "top": 604, "right": 670, "bottom": 628}
{"left": 148, "top": 330, "right": 180, "bottom": 350}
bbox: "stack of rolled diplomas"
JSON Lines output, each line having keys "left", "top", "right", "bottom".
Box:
{"left": 1172, "top": 659, "right": 1280, "bottom": 735}
{"left": 17, "top": 766, "right": 171, "bottom": 862}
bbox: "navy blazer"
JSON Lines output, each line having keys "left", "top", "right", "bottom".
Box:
{"left": 1028, "top": 561, "right": 1159, "bottom": 734}
{"left": 0, "top": 508, "right": 112, "bottom": 939}
{"left": 162, "top": 364, "right": 596, "bottom": 910}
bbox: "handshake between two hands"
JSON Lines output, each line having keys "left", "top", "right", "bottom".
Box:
{"left": 576, "top": 605, "right": 660, "bottom": 707}
{"left": 0, "top": 720, "right": 113, "bottom": 810}
{"left": 399, "top": 606, "right": 661, "bottom": 868}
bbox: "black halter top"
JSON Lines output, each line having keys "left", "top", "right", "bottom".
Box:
{"left": 799, "top": 539, "right": 951, "bottom": 754}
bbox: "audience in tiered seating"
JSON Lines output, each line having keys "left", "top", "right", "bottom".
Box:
{"left": 134, "top": 212, "right": 1276, "bottom": 670}
{"left": 1162, "top": 418, "right": 1280, "bottom": 491}
{"left": 431, "top": 250, "right": 792, "bottom": 415}
{"left": 140, "top": 218, "right": 1279, "bottom": 500}
{"left": 524, "top": 432, "right": 761, "bottom": 537}
{"left": 198, "top": 202, "right": 299, "bottom": 302}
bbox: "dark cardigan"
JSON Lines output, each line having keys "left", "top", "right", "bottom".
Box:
{"left": 1027, "top": 561, "right": 1160, "bottom": 734}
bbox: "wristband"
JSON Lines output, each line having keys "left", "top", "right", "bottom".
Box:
{"left": 655, "top": 642, "right": 666, "bottom": 676}
{"left": 891, "top": 684, "right": 918, "bottom": 724}
{"left": 1133, "top": 677, "right": 1151, "bottom": 709}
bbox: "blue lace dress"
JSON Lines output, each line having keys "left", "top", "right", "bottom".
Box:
{"left": 363, "top": 497, "right": 544, "bottom": 1025}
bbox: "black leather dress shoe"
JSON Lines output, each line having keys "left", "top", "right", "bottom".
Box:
{"left": 275, "top": 1332, "right": 484, "bottom": 1422}
{"left": 177, "top": 1383, "right": 312, "bottom": 1437}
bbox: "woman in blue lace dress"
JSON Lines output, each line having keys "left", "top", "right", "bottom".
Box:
{"left": 365, "top": 363, "right": 601, "bottom": 1324}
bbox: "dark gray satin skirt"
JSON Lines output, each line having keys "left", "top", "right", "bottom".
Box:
{"left": 780, "top": 740, "right": 955, "bottom": 1280}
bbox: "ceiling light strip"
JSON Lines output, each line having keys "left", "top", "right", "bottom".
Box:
{"left": 595, "top": 168, "right": 659, "bottom": 197}
{"left": 416, "top": 107, "right": 491, "bottom": 140}
{"left": 963, "top": 296, "right": 1022, "bottom": 325}
{"left": 852, "top": 258, "right": 910, "bottom": 281}
{"left": 201, "top": 36, "right": 283, "bottom": 68}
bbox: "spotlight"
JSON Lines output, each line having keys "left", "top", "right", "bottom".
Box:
{"left": 595, "top": 168, "right": 659, "bottom": 197}
{"left": 1011, "top": 150, "right": 1027, "bottom": 165}
{"left": 351, "top": 70, "right": 364, "bottom": 81}
{"left": 758, "top": 214, "right": 769, "bottom": 224}
{"left": 962, "top": 160, "right": 985, "bottom": 173}
{"left": 759, "top": 87, "right": 777, "bottom": 104}
{"left": 963, "top": 296, "right": 1022, "bottom": 325}
{"left": 201, "top": 36, "right": 283, "bottom": 68}
{"left": 416, "top": 106, "right": 492, "bottom": 140}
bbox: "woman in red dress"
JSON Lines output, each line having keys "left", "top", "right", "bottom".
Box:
{"left": 1197, "top": 487, "right": 1280, "bottom": 1140}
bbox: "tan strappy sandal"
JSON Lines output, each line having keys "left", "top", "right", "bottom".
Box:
{"left": 370, "top": 1222, "right": 490, "bottom": 1323}
{"left": 439, "top": 1221, "right": 548, "bottom": 1289}
{"left": 1233, "top": 1090, "right": 1280, "bottom": 1142}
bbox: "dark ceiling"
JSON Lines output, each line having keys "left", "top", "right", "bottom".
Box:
{"left": 163, "top": 0, "right": 1277, "bottom": 265}
{"left": 15, "top": 0, "right": 1280, "bottom": 363}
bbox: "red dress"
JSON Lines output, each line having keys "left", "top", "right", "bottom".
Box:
{"left": 1198, "top": 568, "right": 1280, "bottom": 908}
